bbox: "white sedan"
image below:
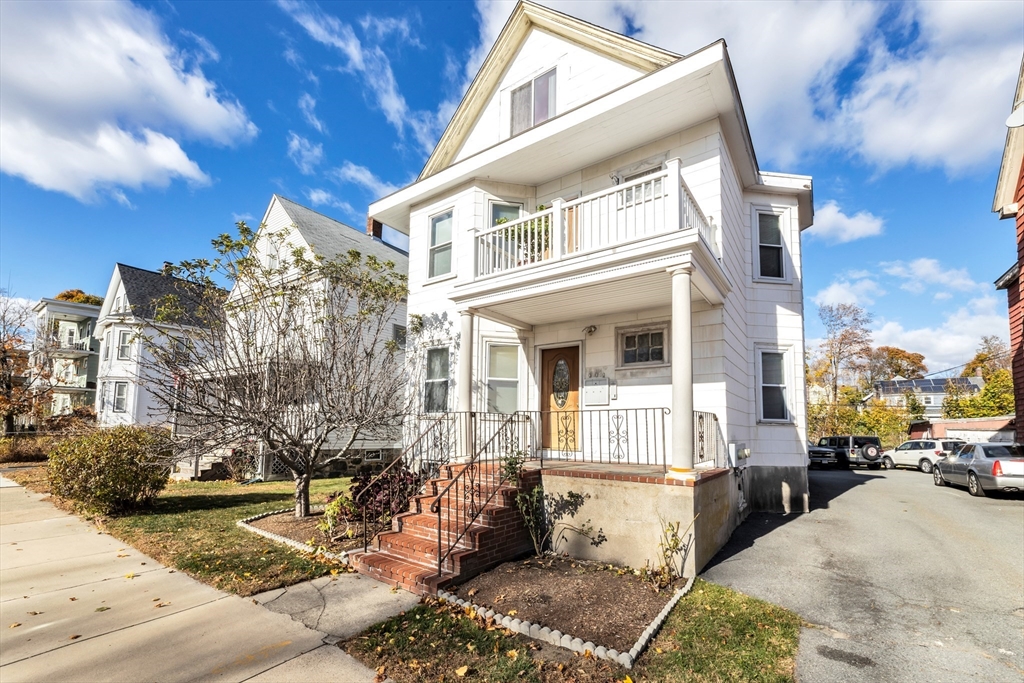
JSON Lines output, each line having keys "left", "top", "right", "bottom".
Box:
{"left": 882, "top": 439, "right": 966, "bottom": 473}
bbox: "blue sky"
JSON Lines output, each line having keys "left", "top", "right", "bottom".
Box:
{"left": 1, "top": 0, "right": 1020, "bottom": 373}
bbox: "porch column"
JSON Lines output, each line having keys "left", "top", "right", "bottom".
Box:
{"left": 669, "top": 266, "right": 694, "bottom": 477}
{"left": 457, "top": 310, "right": 474, "bottom": 461}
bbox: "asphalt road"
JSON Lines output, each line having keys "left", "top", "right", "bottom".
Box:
{"left": 702, "top": 466, "right": 1024, "bottom": 683}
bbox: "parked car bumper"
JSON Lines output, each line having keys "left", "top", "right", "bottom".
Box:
{"left": 981, "top": 473, "right": 1024, "bottom": 492}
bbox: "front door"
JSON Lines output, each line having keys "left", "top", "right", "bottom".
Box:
{"left": 541, "top": 346, "right": 579, "bottom": 451}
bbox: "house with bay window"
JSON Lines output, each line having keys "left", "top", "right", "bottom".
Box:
{"left": 352, "top": 1, "right": 814, "bottom": 594}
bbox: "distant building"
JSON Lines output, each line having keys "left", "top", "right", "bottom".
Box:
{"left": 29, "top": 298, "right": 101, "bottom": 416}
{"left": 870, "top": 377, "right": 984, "bottom": 420}
{"left": 909, "top": 416, "right": 1016, "bottom": 443}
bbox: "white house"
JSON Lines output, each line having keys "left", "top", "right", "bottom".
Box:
{"left": 353, "top": 2, "right": 814, "bottom": 593}
{"left": 30, "top": 298, "right": 101, "bottom": 417}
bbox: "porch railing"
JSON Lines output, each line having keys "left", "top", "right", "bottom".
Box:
{"left": 519, "top": 408, "right": 670, "bottom": 470}
{"left": 693, "top": 410, "right": 728, "bottom": 468}
{"left": 475, "top": 160, "right": 717, "bottom": 279}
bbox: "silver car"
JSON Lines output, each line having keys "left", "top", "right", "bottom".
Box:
{"left": 933, "top": 443, "right": 1024, "bottom": 497}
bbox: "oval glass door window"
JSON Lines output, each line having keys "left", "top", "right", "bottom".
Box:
{"left": 552, "top": 359, "right": 570, "bottom": 408}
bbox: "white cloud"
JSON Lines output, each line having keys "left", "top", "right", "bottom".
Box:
{"left": 298, "top": 93, "right": 326, "bottom": 134}
{"left": 286, "top": 132, "right": 323, "bottom": 174}
{"left": 278, "top": 0, "right": 445, "bottom": 155}
{"left": 283, "top": 46, "right": 319, "bottom": 84}
{"left": 330, "top": 161, "right": 399, "bottom": 198}
{"left": 806, "top": 200, "right": 884, "bottom": 244}
{"left": 873, "top": 295, "right": 1010, "bottom": 372}
{"left": 813, "top": 275, "right": 884, "bottom": 307}
{"left": 180, "top": 30, "right": 220, "bottom": 64}
{"left": 359, "top": 15, "right": 422, "bottom": 47}
{"left": 305, "top": 188, "right": 356, "bottom": 217}
{"left": 232, "top": 212, "right": 254, "bottom": 223}
{"left": 0, "top": 0, "right": 256, "bottom": 203}
{"left": 933, "top": 291, "right": 952, "bottom": 302}
{"left": 880, "top": 258, "right": 982, "bottom": 295}
{"left": 470, "top": 1, "right": 1022, "bottom": 172}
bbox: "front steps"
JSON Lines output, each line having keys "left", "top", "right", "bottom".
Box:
{"left": 350, "top": 464, "right": 537, "bottom": 595}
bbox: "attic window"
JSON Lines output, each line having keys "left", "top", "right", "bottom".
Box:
{"left": 511, "top": 69, "right": 556, "bottom": 136}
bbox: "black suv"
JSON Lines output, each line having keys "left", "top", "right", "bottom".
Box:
{"left": 815, "top": 435, "right": 883, "bottom": 469}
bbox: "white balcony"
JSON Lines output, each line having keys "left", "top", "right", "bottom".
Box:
{"left": 453, "top": 158, "right": 730, "bottom": 329}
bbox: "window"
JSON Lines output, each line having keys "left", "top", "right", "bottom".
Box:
{"left": 171, "top": 337, "right": 188, "bottom": 363}
{"left": 117, "top": 331, "right": 131, "bottom": 360}
{"left": 99, "top": 381, "right": 106, "bottom": 411}
{"left": 491, "top": 202, "right": 522, "bottom": 226}
{"left": 486, "top": 345, "right": 519, "bottom": 413}
{"left": 759, "top": 351, "right": 788, "bottom": 421}
{"left": 923, "top": 396, "right": 932, "bottom": 405}
{"left": 511, "top": 68, "right": 556, "bottom": 136}
{"left": 757, "top": 213, "right": 784, "bottom": 279}
{"left": 428, "top": 210, "right": 453, "bottom": 278}
{"left": 619, "top": 326, "right": 667, "bottom": 366}
{"left": 423, "top": 347, "right": 449, "bottom": 413}
{"left": 113, "top": 382, "right": 128, "bottom": 412}
{"left": 65, "top": 328, "right": 75, "bottom": 347}
{"left": 113, "top": 296, "right": 121, "bottom": 313}
{"left": 103, "top": 332, "right": 111, "bottom": 360}
{"left": 392, "top": 325, "right": 407, "bottom": 348}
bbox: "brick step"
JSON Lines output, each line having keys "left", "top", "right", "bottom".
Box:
{"left": 409, "top": 486, "right": 520, "bottom": 515}
{"left": 374, "top": 530, "right": 472, "bottom": 566}
{"left": 349, "top": 550, "right": 455, "bottom": 595}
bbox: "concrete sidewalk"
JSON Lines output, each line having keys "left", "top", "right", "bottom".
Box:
{"left": 0, "top": 475, "right": 390, "bottom": 683}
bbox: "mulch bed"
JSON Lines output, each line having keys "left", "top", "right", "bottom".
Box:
{"left": 452, "top": 557, "right": 683, "bottom": 653}
{"left": 247, "top": 511, "right": 365, "bottom": 555}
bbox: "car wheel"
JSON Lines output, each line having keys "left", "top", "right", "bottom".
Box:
{"left": 882, "top": 456, "right": 895, "bottom": 470}
{"left": 933, "top": 468, "right": 946, "bottom": 486}
{"left": 968, "top": 472, "right": 986, "bottom": 497}
{"left": 837, "top": 454, "right": 850, "bottom": 469}
{"left": 918, "top": 458, "right": 933, "bottom": 474}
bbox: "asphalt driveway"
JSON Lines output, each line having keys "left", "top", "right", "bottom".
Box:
{"left": 703, "top": 466, "right": 1024, "bottom": 683}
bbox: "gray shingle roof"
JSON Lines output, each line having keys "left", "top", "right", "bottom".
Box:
{"left": 118, "top": 264, "right": 222, "bottom": 324}
{"left": 274, "top": 195, "right": 408, "bottom": 268}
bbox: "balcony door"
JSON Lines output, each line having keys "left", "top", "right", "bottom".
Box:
{"left": 540, "top": 346, "right": 579, "bottom": 451}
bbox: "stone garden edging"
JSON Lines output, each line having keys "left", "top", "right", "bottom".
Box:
{"left": 236, "top": 505, "right": 351, "bottom": 564}
{"left": 438, "top": 575, "right": 695, "bottom": 670}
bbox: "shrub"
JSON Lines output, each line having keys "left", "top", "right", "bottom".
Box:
{"left": 0, "top": 434, "right": 55, "bottom": 463}
{"left": 48, "top": 426, "right": 173, "bottom": 514}
{"left": 350, "top": 463, "right": 419, "bottom": 522}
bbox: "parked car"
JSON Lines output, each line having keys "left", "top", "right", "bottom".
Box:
{"left": 816, "top": 435, "right": 883, "bottom": 469}
{"left": 933, "top": 443, "right": 1024, "bottom": 497}
{"left": 881, "top": 439, "right": 966, "bottom": 473}
{"left": 808, "top": 440, "right": 837, "bottom": 467}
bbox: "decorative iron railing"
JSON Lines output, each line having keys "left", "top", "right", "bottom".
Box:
{"left": 693, "top": 410, "right": 727, "bottom": 468}
{"left": 474, "top": 160, "right": 718, "bottom": 279}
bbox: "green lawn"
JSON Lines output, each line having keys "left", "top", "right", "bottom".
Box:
{"left": 3, "top": 464, "right": 351, "bottom": 596}
{"left": 345, "top": 579, "right": 800, "bottom": 683}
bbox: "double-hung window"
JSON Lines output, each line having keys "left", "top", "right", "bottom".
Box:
{"left": 392, "top": 325, "right": 407, "bottom": 348}
{"left": 113, "top": 382, "right": 128, "bottom": 413}
{"left": 428, "top": 210, "right": 453, "bottom": 279}
{"left": 511, "top": 68, "right": 556, "bottom": 136}
{"left": 423, "top": 347, "right": 449, "bottom": 413}
{"left": 103, "top": 331, "right": 111, "bottom": 360}
{"left": 757, "top": 213, "right": 784, "bottom": 279}
{"left": 117, "top": 330, "right": 131, "bottom": 360}
{"left": 759, "top": 350, "right": 789, "bottom": 421}
{"left": 486, "top": 345, "right": 519, "bottom": 413}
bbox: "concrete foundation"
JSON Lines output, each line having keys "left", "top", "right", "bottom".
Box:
{"left": 744, "top": 465, "right": 809, "bottom": 513}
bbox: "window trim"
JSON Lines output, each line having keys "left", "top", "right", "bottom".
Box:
{"left": 489, "top": 200, "right": 523, "bottom": 227}
{"left": 752, "top": 206, "right": 789, "bottom": 283}
{"left": 116, "top": 330, "right": 131, "bottom": 360}
{"left": 485, "top": 343, "right": 520, "bottom": 414}
{"left": 426, "top": 209, "right": 455, "bottom": 282}
{"left": 756, "top": 346, "right": 793, "bottom": 423}
{"left": 423, "top": 346, "right": 450, "bottom": 413}
{"left": 103, "top": 331, "right": 111, "bottom": 361}
{"left": 392, "top": 324, "right": 407, "bottom": 348}
{"left": 615, "top": 323, "right": 670, "bottom": 369}
{"left": 113, "top": 381, "right": 128, "bottom": 413}
{"left": 510, "top": 68, "right": 557, "bottom": 137}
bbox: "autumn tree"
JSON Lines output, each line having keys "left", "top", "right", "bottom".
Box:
{"left": 867, "top": 346, "right": 928, "bottom": 383}
{"left": 0, "top": 291, "right": 37, "bottom": 434}
{"left": 54, "top": 289, "right": 104, "bottom": 307}
{"left": 944, "top": 370, "right": 1014, "bottom": 419}
{"left": 137, "top": 222, "right": 408, "bottom": 517}
{"left": 961, "top": 335, "right": 1011, "bottom": 381}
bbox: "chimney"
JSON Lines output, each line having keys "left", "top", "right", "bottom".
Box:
{"left": 161, "top": 261, "right": 173, "bottom": 275}
{"left": 366, "top": 216, "right": 383, "bottom": 240}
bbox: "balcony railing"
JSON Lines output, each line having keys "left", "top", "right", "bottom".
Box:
{"left": 475, "top": 159, "right": 717, "bottom": 279}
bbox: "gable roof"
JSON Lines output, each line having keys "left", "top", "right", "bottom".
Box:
{"left": 420, "top": 0, "right": 680, "bottom": 180}
{"left": 993, "top": 56, "right": 1024, "bottom": 218}
{"left": 267, "top": 195, "right": 408, "bottom": 267}
{"left": 116, "top": 263, "right": 222, "bottom": 325}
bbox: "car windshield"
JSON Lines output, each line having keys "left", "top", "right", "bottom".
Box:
{"left": 941, "top": 441, "right": 963, "bottom": 450}
{"left": 853, "top": 437, "right": 880, "bottom": 447}
{"left": 981, "top": 444, "right": 1024, "bottom": 458}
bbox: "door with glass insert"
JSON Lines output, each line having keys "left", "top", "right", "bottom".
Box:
{"left": 540, "top": 347, "right": 579, "bottom": 451}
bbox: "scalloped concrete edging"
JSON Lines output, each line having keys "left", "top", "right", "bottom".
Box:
{"left": 438, "top": 575, "right": 695, "bottom": 670}
{"left": 237, "top": 505, "right": 351, "bottom": 564}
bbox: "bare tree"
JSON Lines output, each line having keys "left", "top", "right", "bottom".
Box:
{"left": 1, "top": 290, "right": 41, "bottom": 434}
{"left": 818, "top": 303, "right": 873, "bottom": 405}
{"left": 137, "top": 223, "right": 408, "bottom": 516}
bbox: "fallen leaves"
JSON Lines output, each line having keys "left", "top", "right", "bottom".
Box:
{"left": 124, "top": 573, "right": 135, "bottom": 580}
{"left": 455, "top": 665, "right": 469, "bottom": 677}
{"left": 26, "top": 611, "right": 42, "bottom": 616}
{"left": 505, "top": 649, "right": 519, "bottom": 660}
{"left": 94, "top": 607, "right": 110, "bottom": 613}
{"left": 9, "top": 623, "right": 21, "bottom": 629}
{"left": 69, "top": 634, "right": 81, "bottom": 640}
{"left": 69, "top": 597, "right": 78, "bottom": 602}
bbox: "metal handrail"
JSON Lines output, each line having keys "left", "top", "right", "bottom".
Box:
{"left": 430, "top": 412, "right": 520, "bottom": 576}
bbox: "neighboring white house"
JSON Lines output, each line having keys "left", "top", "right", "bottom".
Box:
{"left": 869, "top": 376, "right": 984, "bottom": 420}
{"left": 94, "top": 263, "right": 205, "bottom": 428}
{"left": 352, "top": 1, "right": 814, "bottom": 591}
{"left": 30, "top": 298, "right": 101, "bottom": 417}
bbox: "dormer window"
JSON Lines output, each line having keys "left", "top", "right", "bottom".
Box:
{"left": 511, "top": 68, "right": 556, "bottom": 136}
